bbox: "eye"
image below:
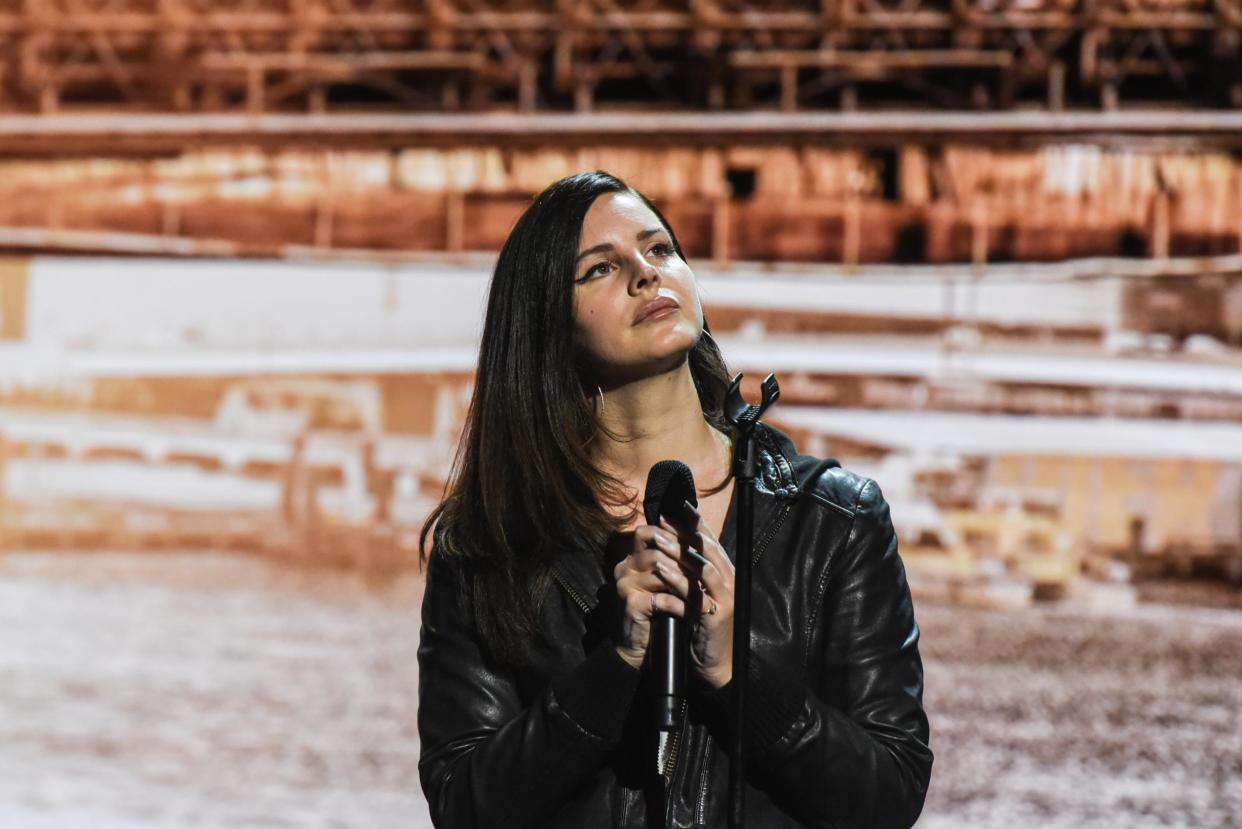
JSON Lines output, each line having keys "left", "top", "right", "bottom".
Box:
{"left": 575, "top": 261, "right": 613, "bottom": 284}
{"left": 650, "top": 242, "right": 674, "bottom": 257}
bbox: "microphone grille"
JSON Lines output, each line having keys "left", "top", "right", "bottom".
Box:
{"left": 643, "top": 460, "right": 698, "bottom": 527}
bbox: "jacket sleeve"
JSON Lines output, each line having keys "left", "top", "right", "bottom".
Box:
{"left": 417, "top": 553, "right": 642, "bottom": 828}
{"left": 704, "top": 477, "right": 933, "bottom": 828}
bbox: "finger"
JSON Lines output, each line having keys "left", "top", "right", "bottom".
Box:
{"left": 650, "top": 525, "right": 686, "bottom": 564}
{"left": 696, "top": 559, "right": 731, "bottom": 598}
{"left": 681, "top": 502, "right": 734, "bottom": 576}
{"left": 618, "top": 569, "right": 666, "bottom": 597}
{"left": 634, "top": 524, "right": 679, "bottom": 550}
{"left": 696, "top": 593, "right": 727, "bottom": 625}
{"left": 657, "top": 515, "right": 693, "bottom": 560}
{"left": 624, "top": 589, "right": 651, "bottom": 622}
{"left": 617, "top": 544, "right": 676, "bottom": 579}
{"left": 653, "top": 557, "right": 692, "bottom": 599}
{"left": 659, "top": 518, "right": 715, "bottom": 571}
{"left": 683, "top": 500, "right": 719, "bottom": 543}
{"left": 650, "top": 591, "right": 686, "bottom": 619}
{"left": 624, "top": 588, "right": 679, "bottom": 622}
{"left": 680, "top": 545, "right": 709, "bottom": 573}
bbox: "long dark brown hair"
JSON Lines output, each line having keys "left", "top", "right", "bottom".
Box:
{"left": 420, "top": 171, "right": 731, "bottom": 667}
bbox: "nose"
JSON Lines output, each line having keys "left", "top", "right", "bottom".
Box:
{"left": 628, "top": 260, "right": 660, "bottom": 295}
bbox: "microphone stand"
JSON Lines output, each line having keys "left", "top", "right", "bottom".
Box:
{"left": 723, "top": 372, "right": 779, "bottom": 829}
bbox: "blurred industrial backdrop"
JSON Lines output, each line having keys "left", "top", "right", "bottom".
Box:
{"left": 0, "top": 2, "right": 1240, "bottom": 828}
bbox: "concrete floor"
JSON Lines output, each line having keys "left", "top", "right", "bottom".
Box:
{"left": 1, "top": 551, "right": 1238, "bottom": 828}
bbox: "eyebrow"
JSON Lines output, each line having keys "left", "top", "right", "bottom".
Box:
{"left": 575, "top": 227, "right": 668, "bottom": 265}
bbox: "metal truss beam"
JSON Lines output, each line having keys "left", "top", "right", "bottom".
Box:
{"left": 1, "top": 110, "right": 1241, "bottom": 156}
{"left": 0, "top": 1, "right": 1235, "bottom": 114}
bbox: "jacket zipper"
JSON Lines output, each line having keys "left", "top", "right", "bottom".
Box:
{"left": 671, "top": 498, "right": 793, "bottom": 827}
{"left": 661, "top": 695, "right": 688, "bottom": 826}
{"left": 661, "top": 697, "right": 688, "bottom": 785}
{"left": 751, "top": 502, "right": 792, "bottom": 566}
{"left": 552, "top": 458, "right": 798, "bottom": 824}
{"left": 551, "top": 568, "right": 593, "bottom": 614}
{"left": 695, "top": 733, "right": 713, "bottom": 827}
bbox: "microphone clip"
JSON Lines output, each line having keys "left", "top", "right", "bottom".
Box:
{"left": 724, "top": 372, "right": 780, "bottom": 481}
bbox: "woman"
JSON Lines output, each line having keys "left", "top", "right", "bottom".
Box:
{"left": 417, "top": 171, "right": 932, "bottom": 828}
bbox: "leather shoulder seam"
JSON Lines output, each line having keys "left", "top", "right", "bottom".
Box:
{"left": 802, "top": 465, "right": 865, "bottom": 520}
{"left": 807, "top": 487, "right": 855, "bottom": 519}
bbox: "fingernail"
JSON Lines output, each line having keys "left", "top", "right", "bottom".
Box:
{"left": 685, "top": 548, "right": 708, "bottom": 568}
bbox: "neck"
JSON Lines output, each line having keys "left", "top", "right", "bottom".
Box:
{"left": 592, "top": 361, "right": 729, "bottom": 501}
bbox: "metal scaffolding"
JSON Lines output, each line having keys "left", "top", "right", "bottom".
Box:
{"left": 0, "top": 1, "right": 1237, "bottom": 116}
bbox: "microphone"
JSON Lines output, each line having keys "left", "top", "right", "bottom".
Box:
{"left": 642, "top": 460, "right": 698, "bottom": 753}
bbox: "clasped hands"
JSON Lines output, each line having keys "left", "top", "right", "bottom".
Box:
{"left": 613, "top": 501, "right": 735, "bottom": 689}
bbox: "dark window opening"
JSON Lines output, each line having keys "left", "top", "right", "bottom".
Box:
{"left": 725, "top": 167, "right": 756, "bottom": 200}
{"left": 869, "top": 147, "right": 900, "bottom": 202}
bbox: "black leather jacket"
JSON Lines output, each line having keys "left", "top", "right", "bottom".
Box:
{"left": 418, "top": 425, "right": 932, "bottom": 828}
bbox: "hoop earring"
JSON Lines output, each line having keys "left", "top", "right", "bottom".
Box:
{"left": 596, "top": 385, "right": 606, "bottom": 415}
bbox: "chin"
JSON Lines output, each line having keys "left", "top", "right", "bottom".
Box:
{"left": 644, "top": 325, "right": 699, "bottom": 358}
{"left": 638, "top": 339, "right": 700, "bottom": 378}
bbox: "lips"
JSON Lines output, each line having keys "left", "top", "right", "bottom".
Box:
{"left": 633, "top": 296, "right": 680, "bottom": 325}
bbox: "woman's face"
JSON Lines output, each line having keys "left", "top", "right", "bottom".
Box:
{"left": 571, "top": 191, "right": 703, "bottom": 384}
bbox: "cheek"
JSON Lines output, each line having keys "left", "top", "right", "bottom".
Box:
{"left": 672, "top": 273, "right": 704, "bottom": 325}
{"left": 684, "top": 287, "right": 704, "bottom": 323}
{"left": 572, "top": 298, "right": 618, "bottom": 357}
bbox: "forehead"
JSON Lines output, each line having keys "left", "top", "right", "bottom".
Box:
{"left": 579, "top": 191, "right": 662, "bottom": 244}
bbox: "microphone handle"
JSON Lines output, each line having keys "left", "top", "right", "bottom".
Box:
{"left": 652, "top": 610, "right": 684, "bottom": 730}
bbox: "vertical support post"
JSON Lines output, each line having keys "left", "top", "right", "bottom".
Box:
{"left": 441, "top": 80, "right": 460, "bottom": 111}
{"left": 780, "top": 63, "right": 798, "bottom": 112}
{"left": 161, "top": 201, "right": 181, "bottom": 237}
{"left": 899, "top": 145, "right": 930, "bottom": 206}
{"left": 971, "top": 198, "right": 989, "bottom": 274}
{"left": 362, "top": 438, "right": 390, "bottom": 524}
{"left": 1151, "top": 190, "right": 1170, "bottom": 260}
{"left": 446, "top": 190, "right": 464, "bottom": 254}
{"left": 926, "top": 200, "right": 952, "bottom": 263}
{"left": 246, "top": 63, "right": 265, "bottom": 115}
{"left": 1048, "top": 61, "right": 1065, "bottom": 111}
{"left": 1236, "top": 192, "right": 1242, "bottom": 255}
{"left": 518, "top": 61, "right": 537, "bottom": 113}
{"left": 308, "top": 85, "right": 326, "bottom": 114}
{"left": 314, "top": 155, "right": 335, "bottom": 250}
{"left": 281, "top": 432, "right": 306, "bottom": 527}
{"left": 840, "top": 84, "right": 857, "bottom": 112}
{"left": 712, "top": 194, "right": 731, "bottom": 269}
{"left": 574, "top": 78, "right": 594, "bottom": 112}
{"left": 728, "top": 438, "right": 755, "bottom": 829}
{"left": 1101, "top": 80, "right": 1119, "bottom": 112}
{"left": 40, "top": 85, "right": 57, "bottom": 114}
{"left": 723, "top": 372, "right": 780, "bottom": 829}
{"left": 843, "top": 171, "right": 863, "bottom": 271}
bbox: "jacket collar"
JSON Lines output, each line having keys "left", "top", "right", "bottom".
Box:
{"left": 551, "top": 423, "right": 802, "bottom": 611}
{"left": 751, "top": 422, "right": 802, "bottom": 502}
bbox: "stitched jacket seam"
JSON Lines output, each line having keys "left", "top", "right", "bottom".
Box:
{"left": 800, "top": 476, "right": 870, "bottom": 671}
